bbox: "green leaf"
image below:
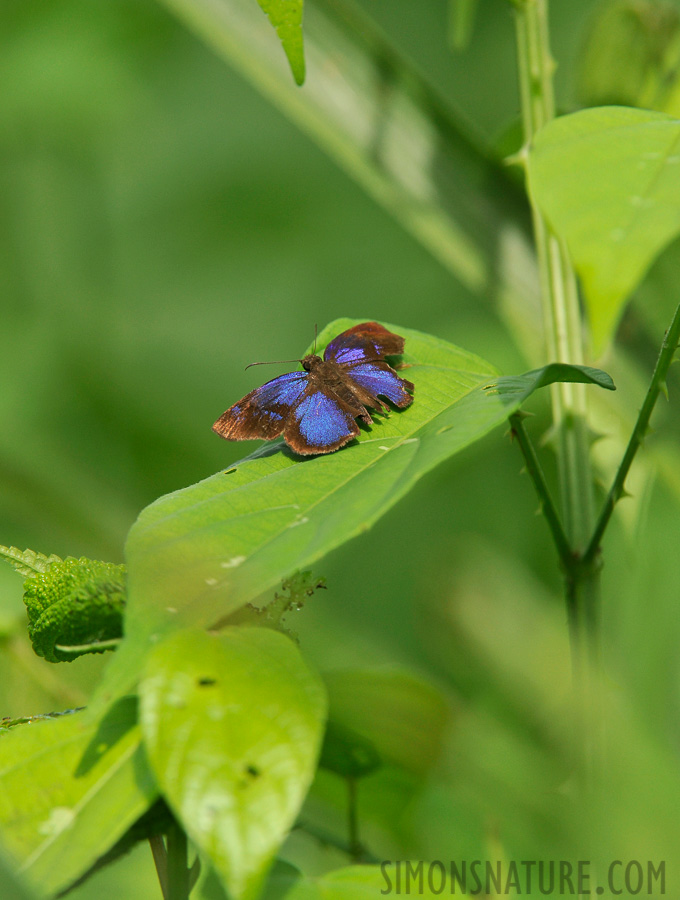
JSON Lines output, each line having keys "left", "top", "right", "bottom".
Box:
{"left": 527, "top": 106, "right": 680, "bottom": 352}
{"left": 93, "top": 321, "right": 616, "bottom": 711}
{"left": 254, "top": 0, "right": 305, "bottom": 85}
{"left": 319, "top": 721, "right": 382, "bottom": 780}
{"left": 0, "top": 699, "right": 157, "bottom": 896}
{"left": 0, "top": 545, "right": 62, "bottom": 579}
{"left": 323, "top": 669, "right": 452, "bottom": 777}
{"left": 483, "top": 363, "right": 616, "bottom": 400}
{"left": 270, "top": 864, "right": 460, "bottom": 898}
{"left": 139, "top": 627, "right": 327, "bottom": 900}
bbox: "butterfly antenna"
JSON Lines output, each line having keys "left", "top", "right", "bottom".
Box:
{"left": 313, "top": 323, "right": 318, "bottom": 355}
{"left": 244, "top": 358, "right": 301, "bottom": 371}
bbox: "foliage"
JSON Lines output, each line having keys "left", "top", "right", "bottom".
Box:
{"left": 0, "top": 699, "right": 156, "bottom": 895}
{"left": 527, "top": 106, "right": 680, "bottom": 351}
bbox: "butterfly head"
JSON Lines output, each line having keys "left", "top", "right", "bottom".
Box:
{"left": 301, "top": 354, "right": 323, "bottom": 372}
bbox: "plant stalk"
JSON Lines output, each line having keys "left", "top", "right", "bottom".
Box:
{"left": 149, "top": 835, "right": 169, "bottom": 900}
{"left": 509, "top": 413, "right": 572, "bottom": 568}
{"left": 582, "top": 300, "right": 680, "bottom": 567}
{"left": 512, "top": 0, "right": 600, "bottom": 790}
{"left": 347, "top": 777, "right": 362, "bottom": 862}
{"left": 166, "top": 822, "right": 191, "bottom": 900}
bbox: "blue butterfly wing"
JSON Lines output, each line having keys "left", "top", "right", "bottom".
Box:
{"left": 214, "top": 322, "right": 412, "bottom": 455}
{"left": 345, "top": 361, "right": 414, "bottom": 409}
{"left": 324, "top": 321, "right": 406, "bottom": 365}
{"left": 284, "top": 386, "right": 359, "bottom": 455}
{"left": 213, "top": 371, "right": 308, "bottom": 441}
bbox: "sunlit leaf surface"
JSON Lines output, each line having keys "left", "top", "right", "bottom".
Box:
{"left": 0, "top": 699, "right": 156, "bottom": 895}
{"left": 140, "top": 627, "right": 326, "bottom": 900}
{"left": 527, "top": 106, "right": 680, "bottom": 351}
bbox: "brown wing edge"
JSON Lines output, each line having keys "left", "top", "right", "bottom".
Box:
{"left": 325, "top": 321, "right": 406, "bottom": 360}
{"left": 212, "top": 387, "right": 286, "bottom": 441}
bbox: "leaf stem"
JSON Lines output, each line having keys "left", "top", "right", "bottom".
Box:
{"left": 582, "top": 301, "right": 680, "bottom": 567}
{"left": 166, "top": 822, "right": 191, "bottom": 900}
{"left": 295, "top": 819, "right": 378, "bottom": 864}
{"left": 509, "top": 413, "right": 572, "bottom": 567}
{"left": 149, "top": 835, "right": 169, "bottom": 900}
{"left": 347, "top": 776, "right": 361, "bottom": 862}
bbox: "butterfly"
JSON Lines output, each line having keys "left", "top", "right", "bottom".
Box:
{"left": 212, "top": 321, "right": 414, "bottom": 456}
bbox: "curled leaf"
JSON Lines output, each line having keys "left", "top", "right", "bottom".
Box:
{"left": 22, "top": 557, "right": 126, "bottom": 663}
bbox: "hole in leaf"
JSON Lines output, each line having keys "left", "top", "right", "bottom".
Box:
{"left": 197, "top": 677, "right": 217, "bottom": 687}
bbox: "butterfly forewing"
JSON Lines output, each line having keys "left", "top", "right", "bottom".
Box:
{"left": 212, "top": 371, "right": 307, "bottom": 440}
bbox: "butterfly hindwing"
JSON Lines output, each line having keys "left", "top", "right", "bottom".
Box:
{"left": 345, "top": 360, "right": 414, "bottom": 410}
{"left": 284, "top": 385, "right": 360, "bottom": 455}
{"left": 323, "top": 321, "right": 405, "bottom": 365}
{"left": 212, "top": 371, "right": 308, "bottom": 441}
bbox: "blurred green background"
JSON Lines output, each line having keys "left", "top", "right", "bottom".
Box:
{"left": 2, "top": 1, "right": 680, "bottom": 897}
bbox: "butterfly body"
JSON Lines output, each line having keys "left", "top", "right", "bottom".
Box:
{"left": 213, "top": 322, "right": 414, "bottom": 456}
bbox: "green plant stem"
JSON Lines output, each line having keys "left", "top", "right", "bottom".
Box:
{"left": 512, "top": 0, "right": 600, "bottom": 796}
{"left": 583, "top": 301, "right": 680, "bottom": 567}
{"left": 513, "top": 0, "right": 594, "bottom": 550}
{"left": 509, "top": 413, "right": 572, "bottom": 567}
{"left": 347, "top": 776, "right": 361, "bottom": 862}
{"left": 166, "top": 823, "right": 191, "bottom": 900}
{"left": 295, "top": 819, "right": 378, "bottom": 864}
{"left": 149, "top": 836, "right": 169, "bottom": 900}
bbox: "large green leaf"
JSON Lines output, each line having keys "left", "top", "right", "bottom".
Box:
{"left": 527, "top": 106, "right": 680, "bottom": 352}
{"left": 0, "top": 699, "right": 157, "bottom": 895}
{"left": 254, "top": 0, "right": 305, "bottom": 85}
{"left": 139, "top": 627, "right": 326, "bottom": 900}
{"left": 93, "top": 319, "right": 614, "bottom": 711}
{"left": 267, "top": 864, "right": 460, "bottom": 898}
